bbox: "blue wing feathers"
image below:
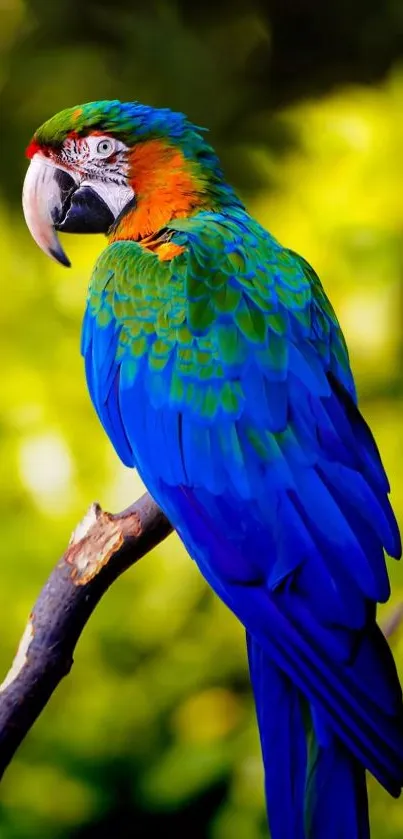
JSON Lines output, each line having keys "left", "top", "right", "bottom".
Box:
{"left": 164, "top": 482, "right": 403, "bottom": 794}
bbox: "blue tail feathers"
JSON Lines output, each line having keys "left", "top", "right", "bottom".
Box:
{"left": 247, "top": 634, "right": 306, "bottom": 839}
{"left": 247, "top": 634, "right": 370, "bottom": 839}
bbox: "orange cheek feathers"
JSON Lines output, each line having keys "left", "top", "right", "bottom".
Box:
{"left": 110, "top": 139, "right": 206, "bottom": 242}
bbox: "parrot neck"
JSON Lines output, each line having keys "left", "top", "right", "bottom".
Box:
{"left": 109, "top": 138, "right": 241, "bottom": 242}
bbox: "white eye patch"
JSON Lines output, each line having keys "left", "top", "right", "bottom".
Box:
{"left": 59, "top": 134, "right": 133, "bottom": 219}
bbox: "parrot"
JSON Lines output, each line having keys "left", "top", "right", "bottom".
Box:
{"left": 22, "top": 100, "right": 403, "bottom": 838}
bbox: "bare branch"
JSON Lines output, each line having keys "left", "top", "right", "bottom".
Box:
{"left": 0, "top": 493, "right": 172, "bottom": 779}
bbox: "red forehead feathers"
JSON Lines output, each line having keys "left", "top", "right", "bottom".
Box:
{"left": 25, "top": 140, "right": 43, "bottom": 159}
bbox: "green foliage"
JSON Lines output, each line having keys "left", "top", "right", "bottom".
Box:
{"left": 0, "top": 2, "right": 402, "bottom": 836}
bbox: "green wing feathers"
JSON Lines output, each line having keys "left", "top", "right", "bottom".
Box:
{"left": 85, "top": 209, "right": 355, "bottom": 428}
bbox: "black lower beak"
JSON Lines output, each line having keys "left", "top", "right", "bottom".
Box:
{"left": 53, "top": 171, "right": 114, "bottom": 235}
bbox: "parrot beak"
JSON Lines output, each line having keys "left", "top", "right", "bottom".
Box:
{"left": 23, "top": 154, "right": 115, "bottom": 267}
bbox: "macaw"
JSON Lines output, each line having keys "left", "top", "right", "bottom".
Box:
{"left": 23, "top": 100, "right": 403, "bottom": 838}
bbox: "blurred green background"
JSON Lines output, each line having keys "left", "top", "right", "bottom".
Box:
{"left": 0, "top": 0, "right": 402, "bottom": 836}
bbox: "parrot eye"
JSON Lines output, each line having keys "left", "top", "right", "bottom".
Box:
{"left": 95, "top": 138, "right": 115, "bottom": 157}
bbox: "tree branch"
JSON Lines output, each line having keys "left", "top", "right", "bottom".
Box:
{"left": 0, "top": 493, "right": 402, "bottom": 782}
{"left": 0, "top": 493, "right": 172, "bottom": 779}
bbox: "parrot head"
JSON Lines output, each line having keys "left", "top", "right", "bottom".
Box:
{"left": 23, "top": 100, "right": 237, "bottom": 267}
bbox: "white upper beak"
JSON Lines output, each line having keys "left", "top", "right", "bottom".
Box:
{"left": 22, "top": 154, "right": 74, "bottom": 267}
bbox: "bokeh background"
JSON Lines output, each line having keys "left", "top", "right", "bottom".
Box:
{"left": 0, "top": 0, "right": 402, "bottom": 836}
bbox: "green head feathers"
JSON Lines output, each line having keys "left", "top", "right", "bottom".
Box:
{"left": 32, "top": 100, "right": 200, "bottom": 148}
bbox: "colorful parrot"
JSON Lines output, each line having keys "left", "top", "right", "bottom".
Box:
{"left": 23, "top": 100, "right": 403, "bottom": 838}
